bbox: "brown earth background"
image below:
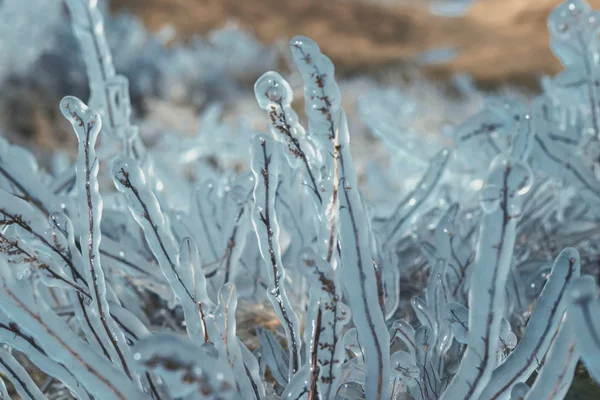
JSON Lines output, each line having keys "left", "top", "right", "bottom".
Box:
{"left": 112, "top": 0, "right": 600, "bottom": 89}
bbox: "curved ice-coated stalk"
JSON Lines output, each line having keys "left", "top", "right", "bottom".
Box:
{"left": 379, "top": 148, "right": 451, "bottom": 248}
{"left": 241, "top": 344, "right": 265, "bottom": 400}
{"left": 112, "top": 156, "right": 198, "bottom": 307}
{"left": 99, "top": 235, "right": 168, "bottom": 297}
{"left": 390, "top": 350, "right": 422, "bottom": 400}
{"left": 289, "top": 36, "right": 341, "bottom": 149}
{"left": 250, "top": 135, "right": 301, "bottom": 377}
{"left": 289, "top": 36, "right": 341, "bottom": 263}
{"left": 213, "top": 283, "right": 265, "bottom": 400}
{"left": 0, "top": 377, "right": 8, "bottom": 400}
{"left": 254, "top": 71, "right": 322, "bottom": 204}
{"left": 411, "top": 296, "right": 437, "bottom": 333}
{"left": 65, "top": 0, "right": 143, "bottom": 158}
{"left": 0, "top": 270, "right": 148, "bottom": 400}
{"left": 568, "top": 275, "right": 600, "bottom": 383}
{"left": 0, "top": 136, "right": 57, "bottom": 216}
{"left": 390, "top": 319, "right": 418, "bottom": 357}
{"left": 480, "top": 247, "right": 580, "bottom": 400}
{"left": 0, "top": 348, "right": 45, "bottom": 400}
{"left": 296, "top": 248, "right": 350, "bottom": 398}
{"left": 280, "top": 303, "right": 318, "bottom": 400}
{"left": 0, "top": 311, "right": 91, "bottom": 399}
{"left": 441, "top": 155, "right": 532, "bottom": 400}
{"left": 49, "top": 210, "right": 143, "bottom": 364}
{"left": 177, "top": 237, "right": 214, "bottom": 342}
{"left": 64, "top": 0, "right": 115, "bottom": 113}
{"left": 256, "top": 328, "right": 289, "bottom": 386}
{"left": 336, "top": 110, "right": 390, "bottom": 400}
{"left": 0, "top": 189, "right": 119, "bottom": 363}
{"left": 60, "top": 96, "right": 134, "bottom": 380}
{"left": 415, "top": 326, "right": 442, "bottom": 399}
{"left": 532, "top": 130, "right": 600, "bottom": 202}
{"left": 523, "top": 316, "right": 579, "bottom": 400}
{"left": 132, "top": 332, "right": 235, "bottom": 399}
{"left": 445, "top": 301, "right": 469, "bottom": 345}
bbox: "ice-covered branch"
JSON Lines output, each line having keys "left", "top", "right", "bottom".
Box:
{"left": 441, "top": 155, "right": 532, "bottom": 400}
{"left": 250, "top": 135, "right": 301, "bottom": 377}
{"left": 61, "top": 95, "right": 134, "bottom": 380}
{"left": 479, "top": 247, "right": 580, "bottom": 399}
{"left": 336, "top": 110, "right": 390, "bottom": 400}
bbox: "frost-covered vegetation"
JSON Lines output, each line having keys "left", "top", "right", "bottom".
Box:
{"left": 0, "top": 0, "right": 600, "bottom": 399}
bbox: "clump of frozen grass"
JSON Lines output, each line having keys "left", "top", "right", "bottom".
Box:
{"left": 0, "top": 1, "right": 600, "bottom": 399}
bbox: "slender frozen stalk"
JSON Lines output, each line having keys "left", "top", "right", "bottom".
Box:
{"left": 0, "top": 377, "right": 9, "bottom": 400}
{"left": 132, "top": 332, "right": 235, "bottom": 399}
{"left": 295, "top": 248, "right": 350, "bottom": 398}
{"left": 289, "top": 36, "right": 340, "bottom": 262}
{"left": 0, "top": 267, "right": 148, "bottom": 399}
{"left": 65, "top": 0, "right": 144, "bottom": 158}
{"left": 568, "top": 275, "right": 600, "bottom": 383}
{"left": 254, "top": 71, "right": 321, "bottom": 204}
{"left": 250, "top": 135, "right": 301, "bottom": 377}
{"left": 523, "top": 316, "right": 579, "bottom": 400}
{"left": 479, "top": 247, "right": 580, "bottom": 400}
{"left": 336, "top": 110, "right": 390, "bottom": 400}
{"left": 177, "top": 237, "right": 214, "bottom": 342}
{"left": 379, "top": 148, "right": 451, "bottom": 247}
{"left": 0, "top": 311, "right": 91, "bottom": 399}
{"left": 213, "top": 283, "right": 265, "bottom": 399}
{"left": 256, "top": 328, "right": 289, "bottom": 386}
{"left": 112, "top": 155, "right": 195, "bottom": 304}
{"left": 60, "top": 96, "right": 134, "bottom": 380}
{"left": 0, "top": 348, "right": 45, "bottom": 400}
{"left": 441, "top": 155, "right": 532, "bottom": 400}
{"left": 0, "top": 137, "right": 57, "bottom": 216}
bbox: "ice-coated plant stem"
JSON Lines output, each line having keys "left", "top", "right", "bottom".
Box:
{"left": 441, "top": 155, "right": 532, "bottom": 400}
{"left": 480, "top": 247, "right": 580, "bottom": 399}
{"left": 250, "top": 135, "right": 302, "bottom": 378}
{"left": 60, "top": 95, "right": 134, "bottom": 380}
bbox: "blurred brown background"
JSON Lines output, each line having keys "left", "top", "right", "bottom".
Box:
{"left": 112, "top": 0, "right": 600, "bottom": 89}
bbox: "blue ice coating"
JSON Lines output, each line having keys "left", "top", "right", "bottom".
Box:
{"left": 5, "top": 0, "right": 600, "bottom": 398}
{"left": 131, "top": 332, "right": 235, "bottom": 399}
{"left": 249, "top": 135, "right": 302, "bottom": 380}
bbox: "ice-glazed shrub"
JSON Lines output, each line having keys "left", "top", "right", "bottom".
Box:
{"left": 1, "top": 0, "right": 600, "bottom": 399}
